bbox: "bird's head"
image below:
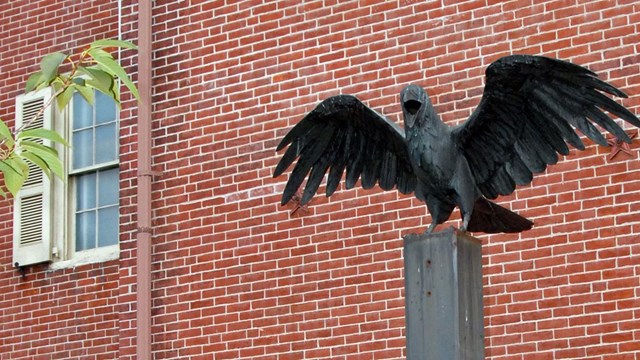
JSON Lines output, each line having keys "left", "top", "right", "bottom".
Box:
{"left": 400, "top": 84, "right": 429, "bottom": 128}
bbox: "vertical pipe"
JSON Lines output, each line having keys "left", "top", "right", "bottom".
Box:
{"left": 136, "top": 0, "right": 153, "bottom": 359}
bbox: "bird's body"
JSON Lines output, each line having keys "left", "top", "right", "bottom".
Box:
{"left": 401, "top": 84, "right": 532, "bottom": 233}
{"left": 405, "top": 109, "right": 460, "bottom": 226}
{"left": 273, "top": 55, "right": 640, "bottom": 234}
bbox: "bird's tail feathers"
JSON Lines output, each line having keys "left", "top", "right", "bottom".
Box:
{"left": 467, "top": 198, "right": 533, "bottom": 234}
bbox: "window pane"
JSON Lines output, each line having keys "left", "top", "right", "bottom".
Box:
{"left": 98, "top": 168, "right": 119, "bottom": 206}
{"left": 76, "top": 173, "right": 97, "bottom": 211}
{"left": 73, "top": 93, "right": 93, "bottom": 129}
{"left": 97, "top": 206, "right": 118, "bottom": 247}
{"left": 76, "top": 211, "right": 96, "bottom": 251}
{"left": 95, "top": 91, "right": 116, "bottom": 124}
{"left": 73, "top": 129, "right": 94, "bottom": 169}
{"left": 95, "top": 123, "right": 117, "bottom": 164}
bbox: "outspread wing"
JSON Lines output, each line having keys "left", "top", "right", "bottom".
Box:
{"left": 274, "top": 95, "right": 417, "bottom": 206}
{"left": 453, "top": 55, "right": 640, "bottom": 199}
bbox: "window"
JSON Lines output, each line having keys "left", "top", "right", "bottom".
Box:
{"left": 13, "top": 88, "right": 120, "bottom": 268}
{"left": 70, "top": 91, "right": 119, "bottom": 252}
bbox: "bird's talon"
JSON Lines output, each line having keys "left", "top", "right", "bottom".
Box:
{"left": 424, "top": 223, "right": 437, "bottom": 234}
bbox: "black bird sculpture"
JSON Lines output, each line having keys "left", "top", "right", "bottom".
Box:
{"left": 273, "top": 55, "right": 640, "bottom": 234}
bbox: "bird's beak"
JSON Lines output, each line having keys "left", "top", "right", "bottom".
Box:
{"left": 404, "top": 100, "right": 422, "bottom": 115}
{"left": 401, "top": 84, "right": 426, "bottom": 128}
{"left": 403, "top": 99, "right": 422, "bottom": 127}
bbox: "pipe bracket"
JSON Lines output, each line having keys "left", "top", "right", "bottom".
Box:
{"left": 137, "top": 170, "right": 163, "bottom": 178}
{"left": 136, "top": 227, "right": 154, "bottom": 234}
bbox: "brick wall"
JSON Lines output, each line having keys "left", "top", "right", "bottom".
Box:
{"left": 1, "top": 0, "right": 639, "bottom": 359}
{"left": 0, "top": 2, "right": 124, "bottom": 359}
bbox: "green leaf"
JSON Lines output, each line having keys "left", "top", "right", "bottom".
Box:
{"left": 0, "top": 157, "right": 28, "bottom": 196}
{"left": 78, "top": 66, "right": 113, "bottom": 88}
{"left": 51, "top": 80, "right": 63, "bottom": 95}
{"left": 75, "top": 83, "right": 95, "bottom": 105}
{"left": 78, "top": 66, "right": 117, "bottom": 101}
{"left": 86, "top": 48, "right": 114, "bottom": 64}
{"left": 17, "top": 128, "right": 68, "bottom": 146}
{"left": 40, "top": 52, "right": 67, "bottom": 84}
{"left": 0, "top": 120, "right": 14, "bottom": 148}
{"left": 19, "top": 140, "right": 63, "bottom": 179}
{"left": 72, "top": 77, "right": 86, "bottom": 86}
{"left": 25, "top": 71, "right": 45, "bottom": 93}
{"left": 90, "top": 39, "right": 137, "bottom": 50}
{"left": 56, "top": 83, "right": 76, "bottom": 110}
{"left": 20, "top": 151, "right": 51, "bottom": 179}
{"left": 19, "top": 140, "right": 59, "bottom": 156}
{"left": 90, "top": 50, "right": 139, "bottom": 102}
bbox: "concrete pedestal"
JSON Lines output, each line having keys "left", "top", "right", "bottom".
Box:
{"left": 404, "top": 228, "right": 485, "bottom": 360}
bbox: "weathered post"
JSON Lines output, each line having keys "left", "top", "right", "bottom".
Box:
{"left": 404, "top": 227, "right": 485, "bottom": 360}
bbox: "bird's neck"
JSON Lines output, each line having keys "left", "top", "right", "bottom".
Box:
{"left": 408, "top": 113, "right": 449, "bottom": 139}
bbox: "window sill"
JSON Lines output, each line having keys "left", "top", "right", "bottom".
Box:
{"left": 48, "top": 244, "right": 119, "bottom": 270}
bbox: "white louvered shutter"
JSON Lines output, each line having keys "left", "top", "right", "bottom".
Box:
{"left": 13, "top": 88, "right": 54, "bottom": 267}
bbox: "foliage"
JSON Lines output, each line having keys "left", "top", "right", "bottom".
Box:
{"left": 0, "top": 39, "right": 138, "bottom": 197}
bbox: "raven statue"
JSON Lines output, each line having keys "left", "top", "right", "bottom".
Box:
{"left": 273, "top": 55, "right": 640, "bottom": 234}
